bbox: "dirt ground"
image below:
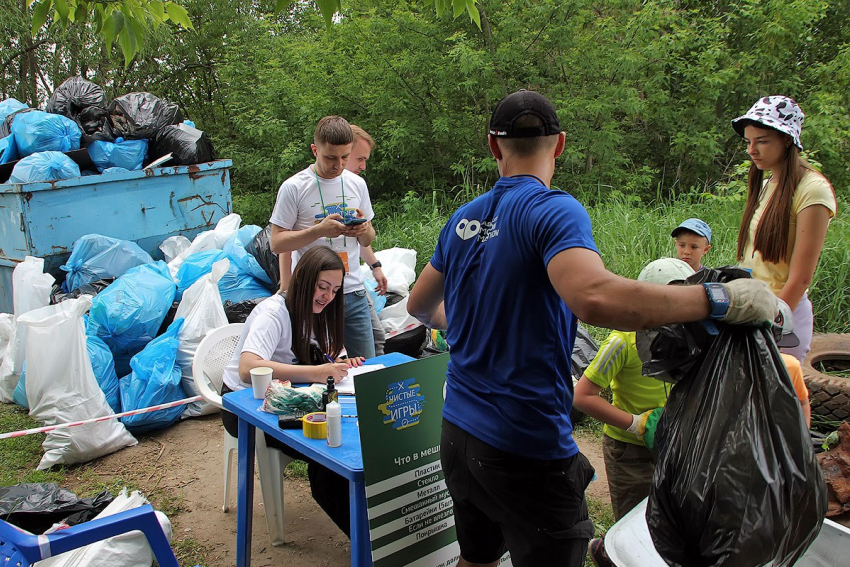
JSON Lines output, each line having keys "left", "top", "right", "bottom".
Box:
{"left": 65, "top": 415, "right": 609, "bottom": 567}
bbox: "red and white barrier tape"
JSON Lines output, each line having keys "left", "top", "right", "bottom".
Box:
{"left": 0, "top": 396, "right": 202, "bottom": 440}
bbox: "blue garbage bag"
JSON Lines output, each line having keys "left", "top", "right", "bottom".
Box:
{"left": 0, "top": 134, "right": 17, "bottom": 164}
{"left": 174, "top": 249, "right": 228, "bottom": 298}
{"left": 176, "top": 249, "right": 271, "bottom": 304}
{"left": 87, "top": 261, "right": 177, "bottom": 362}
{"left": 12, "top": 111, "right": 81, "bottom": 157}
{"left": 119, "top": 318, "right": 186, "bottom": 433}
{"left": 13, "top": 363, "right": 27, "bottom": 409}
{"left": 8, "top": 151, "right": 81, "bottom": 183}
{"left": 223, "top": 225, "right": 274, "bottom": 287}
{"left": 87, "top": 138, "right": 148, "bottom": 172}
{"left": 219, "top": 266, "right": 273, "bottom": 304}
{"left": 102, "top": 167, "right": 129, "bottom": 175}
{"left": 0, "top": 98, "right": 27, "bottom": 123}
{"left": 61, "top": 234, "right": 153, "bottom": 293}
{"left": 365, "top": 278, "right": 387, "bottom": 313}
{"left": 87, "top": 335, "right": 120, "bottom": 413}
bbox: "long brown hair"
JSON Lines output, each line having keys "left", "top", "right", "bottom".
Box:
{"left": 285, "top": 246, "right": 345, "bottom": 365}
{"left": 736, "top": 131, "right": 833, "bottom": 264}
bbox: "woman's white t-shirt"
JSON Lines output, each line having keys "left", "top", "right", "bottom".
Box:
{"left": 221, "top": 294, "right": 298, "bottom": 391}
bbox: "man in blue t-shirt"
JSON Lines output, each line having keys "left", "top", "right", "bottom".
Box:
{"left": 408, "top": 90, "right": 779, "bottom": 567}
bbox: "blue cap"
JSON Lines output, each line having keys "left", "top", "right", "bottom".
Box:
{"left": 671, "top": 218, "right": 712, "bottom": 243}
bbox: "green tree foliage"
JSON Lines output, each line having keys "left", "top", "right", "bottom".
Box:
{"left": 211, "top": 0, "right": 849, "bottom": 203}
{"left": 5, "top": 0, "right": 848, "bottom": 201}
{"left": 24, "top": 0, "right": 479, "bottom": 64}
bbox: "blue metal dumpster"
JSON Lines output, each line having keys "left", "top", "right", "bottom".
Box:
{"left": 0, "top": 160, "right": 232, "bottom": 313}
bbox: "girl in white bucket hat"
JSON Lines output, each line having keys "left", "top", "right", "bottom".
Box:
{"left": 731, "top": 95, "right": 837, "bottom": 361}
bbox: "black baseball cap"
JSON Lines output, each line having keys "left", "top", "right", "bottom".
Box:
{"left": 489, "top": 90, "right": 561, "bottom": 138}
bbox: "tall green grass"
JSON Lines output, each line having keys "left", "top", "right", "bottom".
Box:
{"left": 365, "top": 188, "right": 849, "bottom": 335}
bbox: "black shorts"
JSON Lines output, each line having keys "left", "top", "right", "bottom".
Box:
{"left": 441, "top": 419, "right": 595, "bottom": 567}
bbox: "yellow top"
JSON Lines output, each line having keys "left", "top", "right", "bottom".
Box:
{"left": 584, "top": 331, "right": 669, "bottom": 445}
{"left": 740, "top": 170, "right": 836, "bottom": 295}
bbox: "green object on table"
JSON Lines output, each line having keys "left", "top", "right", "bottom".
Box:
{"left": 262, "top": 381, "right": 323, "bottom": 418}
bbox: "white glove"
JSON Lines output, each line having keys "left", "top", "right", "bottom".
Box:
{"left": 721, "top": 279, "right": 778, "bottom": 325}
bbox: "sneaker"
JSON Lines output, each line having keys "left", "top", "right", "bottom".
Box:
{"left": 589, "top": 536, "right": 615, "bottom": 567}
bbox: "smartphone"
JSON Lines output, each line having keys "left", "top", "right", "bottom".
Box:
{"left": 343, "top": 217, "right": 367, "bottom": 226}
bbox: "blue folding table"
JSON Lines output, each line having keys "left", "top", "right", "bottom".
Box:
{"left": 222, "top": 352, "right": 415, "bottom": 567}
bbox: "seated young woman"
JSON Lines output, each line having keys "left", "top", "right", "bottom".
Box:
{"left": 220, "top": 244, "right": 364, "bottom": 537}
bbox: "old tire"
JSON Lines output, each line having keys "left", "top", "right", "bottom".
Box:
{"left": 802, "top": 334, "right": 850, "bottom": 422}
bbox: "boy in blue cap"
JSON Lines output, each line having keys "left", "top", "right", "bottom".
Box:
{"left": 671, "top": 218, "right": 712, "bottom": 272}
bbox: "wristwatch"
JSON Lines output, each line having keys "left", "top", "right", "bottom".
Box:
{"left": 369, "top": 261, "right": 382, "bottom": 270}
{"left": 703, "top": 283, "right": 730, "bottom": 319}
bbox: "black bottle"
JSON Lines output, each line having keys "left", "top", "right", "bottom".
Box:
{"left": 321, "top": 376, "right": 338, "bottom": 410}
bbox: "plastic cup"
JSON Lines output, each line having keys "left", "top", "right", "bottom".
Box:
{"left": 250, "top": 367, "right": 273, "bottom": 399}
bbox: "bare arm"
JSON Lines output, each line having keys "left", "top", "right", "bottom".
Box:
{"left": 573, "top": 376, "right": 633, "bottom": 430}
{"left": 278, "top": 252, "right": 292, "bottom": 293}
{"left": 547, "top": 248, "right": 710, "bottom": 330}
{"left": 778, "top": 204, "right": 832, "bottom": 311}
{"left": 238, "top": 351, "right": 349, "bottom": 384}
{"left": 269, "top": 219, "right": 346, "bottom": 255}
{"left": 408, "top": 263, "right": 447, "bottom": 330}
{"left": 800, "top": 398, "right": 811, "bottom": 428}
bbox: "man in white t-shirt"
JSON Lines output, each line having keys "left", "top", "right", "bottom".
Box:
{"left": 270, "top": 116, "right": 377, "bottom": 358}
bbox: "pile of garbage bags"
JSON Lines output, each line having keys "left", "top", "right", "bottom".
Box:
{"left": 1, "top": 76, "right": 215, "bottom": 184}
{"left": 0, "top": 214, "right": 424, "bottom": 469}
{"left": 0, "top": 215, "right": 278, "bottom": 466}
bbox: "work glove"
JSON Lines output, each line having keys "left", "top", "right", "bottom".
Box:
{"left": 626, "top": 408, "right": 663, "bottom": 451}
{"left": 720, "top": 279, "right": 778, "bottom": 325}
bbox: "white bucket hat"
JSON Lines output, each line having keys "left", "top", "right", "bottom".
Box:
{"left": 731, "top": 95, "right": 805, "bottom": 150}
{"left": 638, "top": 258, "right": 695, "bottom": 285}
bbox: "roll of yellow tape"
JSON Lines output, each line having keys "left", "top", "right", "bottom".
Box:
{"left": 303, "top": 412, "right": 327, "bottom": 439}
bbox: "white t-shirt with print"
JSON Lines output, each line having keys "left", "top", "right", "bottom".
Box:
{"left": 270, "top": 166, "right": 374, "bottom": 293}
{"left": 221, "top": 294, "right": 298, "bottom": 391}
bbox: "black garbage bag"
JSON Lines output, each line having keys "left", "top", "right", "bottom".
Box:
{"left": 636, "top": 267, "right": 750, "bottom": 383}
{"left": 77, "top": 105, "right": 109, "bottom": 135}
{"left": 51, "top": 278, "right": 114, "bottom": 304}
{"left": 571, "top": 323, "right": 598, "bottom": 377}
{"left": 569, "top": 323, "right": 599, "bottom": 425}
{"left": 224, "top": 297, "right": 265, "bottom": 323}
{"left": 245, "top": 224, "right": 280, "bottom": 289}
{"left": 0, "top": 107, "right": 37, "bottom": 138}
{"left": 156, "top": 300, "right": 180, "bottom": 337}
{"left": 385, "top": 325, "right": 427, "bottom": 358}
{"left": 647, "top": 323, "right": 827, "bottom": 567}
{"left": 0, "top": 484, "right": 113, "bottom": 534}
{"left": 46, "top": 77, "right": 107, "bottom": 124}
{"left": 108, "top": 92, "right": 183, "bottom": 140}
{"left": 151, "top": 122, "right": 214, "bottom": 165}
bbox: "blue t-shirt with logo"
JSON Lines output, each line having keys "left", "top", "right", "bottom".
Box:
{"left": 431, "top": 175, "right": 598, "bottom": 460}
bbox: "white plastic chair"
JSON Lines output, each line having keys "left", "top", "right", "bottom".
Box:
{"left": 192, "top": 322, "right": 292, "bottom": 546}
